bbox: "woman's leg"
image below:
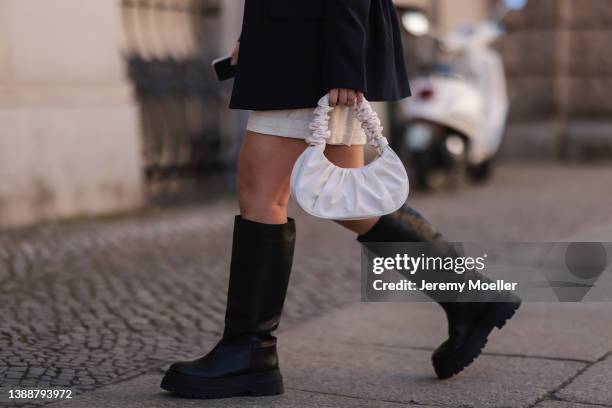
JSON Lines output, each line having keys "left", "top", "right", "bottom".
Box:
{"left": 162, "top": 131, "right": 307, "bottom": 399}
{"left": 327, "top": 145, "right": 521, "bottom": 381}
{"left": 237, "top": 131, "right": 307, "bottom": 223}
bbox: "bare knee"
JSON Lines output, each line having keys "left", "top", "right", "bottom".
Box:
{"left": 237, "top": 170, "right": 290, "bottom": 224}
{"left": 235, "top": 131, "right": 306, "bottom": 224}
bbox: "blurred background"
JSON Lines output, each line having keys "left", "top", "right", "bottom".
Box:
{"left": 0, "top": 0, "right": 611, "bottom": 228}
{"left": 2, "top": 3, "right": 612, "bottom": 404}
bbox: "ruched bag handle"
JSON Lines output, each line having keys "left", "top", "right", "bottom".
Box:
{"left": 307, "top": 94, "right": 389, "bottom": 155}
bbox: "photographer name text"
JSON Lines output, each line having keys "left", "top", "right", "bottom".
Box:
{"left": 372, "top": 279, "right": 518, "bottom": 292}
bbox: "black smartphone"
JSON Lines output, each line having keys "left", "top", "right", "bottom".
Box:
{"left": 212, "top": 55, "right": 237, "bottom": 81}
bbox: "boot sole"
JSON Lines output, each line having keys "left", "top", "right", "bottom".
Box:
{"left": 433, "top": 299, "right": 521, "bottom": 380}
{"left": 160, "top": 368, "right": 283, "bottom": 399}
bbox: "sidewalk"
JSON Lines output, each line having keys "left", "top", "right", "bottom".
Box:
{"left": 53, "top": 301, "right": 612, "bottom": 408}
{"left": 3, "top": 164, "right": 612, "bottom": 408}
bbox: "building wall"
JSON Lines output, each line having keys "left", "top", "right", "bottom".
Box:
{"left": 496, "top": 0, "right": 612, "bottom": 160}
{"left": 436, "top": 0, "right": 489, "bottom": 32}
{"left": 394, "top": 0, "right": 489, "bottom": 30}
{"left": 395, "top": 0, "right": 612, "bottom": 160}
{"left": 497, "top": 0, "right": 564, "bottom": 121}
{"left": 564, "top": 0, "right": 612, "bottom": 119}
{"left": 0, "top": 0, "right": 143, "bottom": 228}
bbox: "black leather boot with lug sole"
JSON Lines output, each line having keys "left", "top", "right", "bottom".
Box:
{"left": 161, "top": 216, "right": 296, "bottom": 398}
{"left": 358, "top": 206, "right": 521, "bottom": 380}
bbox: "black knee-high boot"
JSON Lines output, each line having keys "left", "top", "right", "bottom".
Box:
{"left": 357, "top": 206, "right": 521, "bottom": 380}
{"left": 161, "top": 216, "right": 296, "bottom": 398}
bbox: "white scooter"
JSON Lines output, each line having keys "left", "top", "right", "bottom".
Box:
{"left": 396, "top": 0, "right": 526, "bottom": 189}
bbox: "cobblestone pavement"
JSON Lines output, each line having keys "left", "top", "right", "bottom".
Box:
{"left": 0, "top": 200, "right": 362, "bottom": 407}
{"left": 1, "top": 164, "right": 612, "bottom": 407}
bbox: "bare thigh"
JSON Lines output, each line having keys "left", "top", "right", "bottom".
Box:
{"left": 237, "top": 132, "right": 378, "bottom": 234}
{"left": 237, "top": 131, "right": 306, "bottom": 224}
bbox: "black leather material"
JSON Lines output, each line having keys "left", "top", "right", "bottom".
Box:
{"left": 223, "top": 216, "right": 296, "bottom": 338}
{"left": 431, "top": 298, "right": 520, "bottom": 379}
{"left": 358, "top": 206, "right": 471, "bottom": 302}
{"left": 168, "top": 335, "right": 279, "bottom": 379}
{"left": 435, "top": 301, "right": 492, "bottom": 352}
{"left": 357, "top": 205, "right": 503, "bottom": 301}
{"left": 164, "top": 216, "right": 295, "bottom": 381}
{"left": 358, "top": 205, "right": 459, "bottom": 256}
{"left": 358, "top": 206, "right": 521, "bottom": 378}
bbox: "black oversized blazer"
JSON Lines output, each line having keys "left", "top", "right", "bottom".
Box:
{"left": 229, "top": 0, "right": 411, "bottom": 110}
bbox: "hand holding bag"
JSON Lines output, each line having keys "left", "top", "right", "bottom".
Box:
{"left": 290, "top": 94, "right": 409, "bottom": 220}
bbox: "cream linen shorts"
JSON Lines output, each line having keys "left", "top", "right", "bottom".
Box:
{"left": 246, "top": 107, "right": 367, "bottom": 146}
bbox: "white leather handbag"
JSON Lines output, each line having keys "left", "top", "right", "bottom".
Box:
{"left": 290, "top": 94, "right": 409, "bottom": 220}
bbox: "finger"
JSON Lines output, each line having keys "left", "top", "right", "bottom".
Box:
{"left": 357, "top": 92, "right": 365, "bottom": 105}
{"left": 329, "top": 89, "right": 338, "bottom": 106}
{"left": 339, "top": 89, "right": 348, "bottom": 106}
{"left": 231, "top": 42, "right": 239, "bottom": 65}
{"left": 346, "top": 90, "right": 357, "bottom": 106}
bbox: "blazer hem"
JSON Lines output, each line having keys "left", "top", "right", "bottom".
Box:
{"left": 229, "top": 90, "right": 412, "bottom": 111}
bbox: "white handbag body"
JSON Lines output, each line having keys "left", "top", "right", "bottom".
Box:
{"left": 290, "top": 95, "right": 409, "bottom": 220}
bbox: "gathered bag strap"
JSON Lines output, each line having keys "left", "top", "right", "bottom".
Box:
{"left": 307, "top": 94, "right": 389, "bottom": 155}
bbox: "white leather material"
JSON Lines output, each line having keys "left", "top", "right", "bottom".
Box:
{"left": 290, "top": 95, "right": 409, "bottom": 220}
